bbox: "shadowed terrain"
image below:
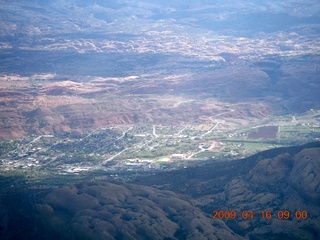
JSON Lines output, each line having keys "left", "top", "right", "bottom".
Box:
{"left": 0, "top": 142, "right": 319, "bottom": 239}
{"left": 133, "top": 142, "right": 320, "bottom": 239}
{"left": 0, "top": 181, "right": 241, "bottom": 240}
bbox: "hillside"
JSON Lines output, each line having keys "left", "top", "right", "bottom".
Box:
{"left": 0, "top": 0, "right": 320, "bottom": 139}
{"left": 0, "top": 142, "right": 319, "bottom": 239}
{"left": 133, "top": 142, "right": 320, "bottom": 239}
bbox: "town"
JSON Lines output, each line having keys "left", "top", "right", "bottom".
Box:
{"left": 1, "top": 109, "right": 319, "bottom": 185}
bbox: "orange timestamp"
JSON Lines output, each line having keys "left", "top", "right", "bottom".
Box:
{"left": 212, "top": 209, "right": 308, "bottom": 220}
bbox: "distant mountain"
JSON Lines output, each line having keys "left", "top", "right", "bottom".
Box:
{"left": 0, "top": 0, "right": 320, "bottom": 139}
{"left": 0, "top": 142, "right": 319, "bottom": 239}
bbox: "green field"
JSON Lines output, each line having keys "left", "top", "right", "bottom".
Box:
{"left": 194, "top": 151, "right": 223, "bottom": 158}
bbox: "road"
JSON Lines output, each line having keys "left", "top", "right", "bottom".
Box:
{"left": 202, "top": 120, "right": 224, "bottom": 137}
{"left": 100, "top": 127, "right": 134, "bottom": 164}
{"left": 117, "top": 126, "right": 133, "bottom": 140}
{"left": 152, "top": 125, "right": 158, "bottom": 138}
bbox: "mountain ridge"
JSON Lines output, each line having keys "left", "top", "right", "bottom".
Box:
{"left": 0, "top": 142, "right": 319, "bottom": 239}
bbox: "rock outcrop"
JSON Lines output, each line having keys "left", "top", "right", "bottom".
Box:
{"left": 0, "top": 143, "right": 319, "bottom": 239}
{"left": 134, "top": 143, "right": 320, "bottom": 240}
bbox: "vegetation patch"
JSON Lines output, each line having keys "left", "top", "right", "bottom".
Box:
{"left": 248, "top": 126, "right": 278, "bottom": 139}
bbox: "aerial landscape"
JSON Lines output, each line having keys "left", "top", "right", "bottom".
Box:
{"left": 0, "top": 0, "right": 319, "bottom": 239}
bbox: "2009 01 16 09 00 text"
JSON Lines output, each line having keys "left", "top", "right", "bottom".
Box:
{"left": 212, "top": 210, "right": 308, "bottom": 220}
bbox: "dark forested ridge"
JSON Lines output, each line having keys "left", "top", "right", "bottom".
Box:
{"left": 0, "top": 142, "right": 319, "bottom": 239}
{"left": 133, "top": 141, "right": 320, "bottom": 239}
